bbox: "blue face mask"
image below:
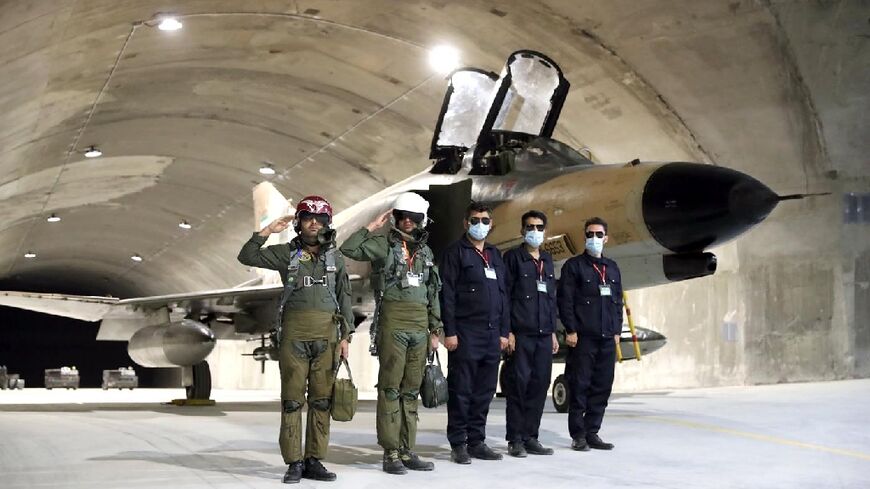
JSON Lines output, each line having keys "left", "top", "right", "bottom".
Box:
{"left": 468, "top": 223, "right": 490, "bottom": 241}
{"left": 585, "top": 237, "right": 605, "bottom": 255}
{"left": 524, "top": 230, "right": 544, "bottom": 248}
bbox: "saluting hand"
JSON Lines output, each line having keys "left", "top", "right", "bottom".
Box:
{"left": 366, "top": 210, "right": 392, "bottom": 232}
{"left": 260, "top": 216, "right": 292, "bottom": 236}
{"left": 444, "top": 335, "right": 459, "bottom": 351}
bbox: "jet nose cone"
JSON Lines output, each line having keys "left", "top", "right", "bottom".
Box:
{"left": 642, "top": 163, "right": 778, "bottom": 253}
{"left": 729, "top": 178, "right": 779, "bottom": 226}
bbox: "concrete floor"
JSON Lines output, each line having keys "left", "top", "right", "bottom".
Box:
{"left": 1, "top": 380, "right": 868, "bottom": 489}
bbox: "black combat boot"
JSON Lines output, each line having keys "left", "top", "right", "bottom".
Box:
{"left": 571, "top": 437, "right": 591, "bottom": 451}
{"left": 282, "top": 461, "right": 303, "bottom": 484}
{"left": 468, "top": 442, "right": 503, "bottom": 460}
{"left": 399, "top": 448, "right": 434, "bottom": 471}
{"left": 507, "top": 441, "right": 527, "bottom": 458}
{"left": 524, "top": 438, "right": 554, "bottom": 455}
{"left": 383, "top": 449, "right": 407, "bottom": 475}
{"left": 302, "top": 457, "right": 337, "bottom": 481}
{"left": 450, "top": 444, "right": 471, "bottom": 464}
{"left": 586, "top": 433, "right": 614, "bottom": 450}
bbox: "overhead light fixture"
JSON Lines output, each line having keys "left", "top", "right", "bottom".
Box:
{"left": 24, "top": 251, "right": 36, "bottom": 259}
{"left": 46, "top": 214, "right": 61, "bottom": 223}
{"left": 84, "top": 146, "right": 102, "bottom": 158}
{"left": 178, "top": 220, "right": 192, "bottom": 230}
{"left": 429, "top": 45, "right": 461, "bottom": 74}
{"left": 131, "top": 254, "right": 143, "bottom": 262}
{"left": 259, "top": 163, "right": 276, "bottom": 175}
{"left": 158, "top": 17, "right": 183, "bottom": 31}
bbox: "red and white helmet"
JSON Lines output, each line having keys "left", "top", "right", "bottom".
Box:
{"left": 296, "top": 195, "right": 333, "bottom": 221}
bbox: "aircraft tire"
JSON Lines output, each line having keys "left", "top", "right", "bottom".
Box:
{"left": 552, "top": 374, "right": 568, "bottom": 413}
{"left": 185, "top": 361, "right": 212, "bottom": 400}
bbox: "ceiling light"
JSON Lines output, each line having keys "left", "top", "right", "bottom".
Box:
{"left": 84, "top": 146, "right": 102, "bottom": 158}
{"left": 259, "top": 163, "right": 276, "bottom": 175}
{"left": 24, "top": 251, "right": 36, "bottom": 259}
{"left": 131, "top": 254, "right": 143, "bottom": 262}
{"left": 178, "top": 220, "right": 192, "bottom": 230}
{"left": 46, "top": 214, "right": 61, "bottom": 223}
{"left": 158, "top": 17, "right": 183, "bottom": 31}
{"left": 429, "top": 45, "right": 461, "bottom": 74}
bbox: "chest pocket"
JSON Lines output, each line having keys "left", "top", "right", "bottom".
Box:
{"left": 545, "top": 270, "right": 557, "bottom": 300}
{"left": 607, "top": 274, "right": 622, "bottom": 305}
{"left": 459, "top": 249, "right": 487, "bottom": 286}
{"left": 512, "top": 261, "right": 539, "bottom": 300}
{"left": 577, "top": 265, "right": 602, "bottom": 298}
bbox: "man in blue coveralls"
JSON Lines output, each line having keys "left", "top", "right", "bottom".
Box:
{"left": 558, "top": 217, "right": 623, "bottom": 452}
{"left": 439, "top": 202, "right": 510, "bottom": 464}
{"left": 502, "top": 210, "right": 559, "bottom": 457}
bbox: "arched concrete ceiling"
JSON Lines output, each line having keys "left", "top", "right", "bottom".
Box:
{"left": 0, "top": 0, "right": 866, "bottom": 297}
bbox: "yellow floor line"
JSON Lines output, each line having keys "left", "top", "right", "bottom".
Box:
{"left": 616, "top": 414, "right": 870, "bottom": 462}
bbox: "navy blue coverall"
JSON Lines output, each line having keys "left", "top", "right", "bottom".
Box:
{"left": 557, "top": 252, "right": 623, "bottom": 440}
{"left": 439, "top": 236, "right": 510, "bottom": 448}
{"left": 502, "top": 245, "right": 557, "bottom": 444}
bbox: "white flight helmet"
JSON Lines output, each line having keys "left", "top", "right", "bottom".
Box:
{"left": 393, "top": 192, "right": 430, "bottom": 224}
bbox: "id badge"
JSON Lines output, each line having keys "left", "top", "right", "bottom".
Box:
{"left": 537, "top": 280, "right": 548, "bottom": 293}
{"left": 484, "top": 267, "right": 498, "bottom": 280}
{"left": 405, "top": 272, "right": 421, "bottom": 287}
{"left": 599, "top": 285, "right": 612, "bottom": 296}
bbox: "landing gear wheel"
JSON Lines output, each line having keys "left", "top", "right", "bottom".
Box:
{"left": 552, "top": 374, "right": 568, "bottom": 413}
{"left": 185, "top": 361, "right": 212, "bottom": 400}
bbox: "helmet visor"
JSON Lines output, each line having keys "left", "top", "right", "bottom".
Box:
{"left": 298, "top": 211, "right": 330, "bottom": 226}
{"left": 393, "top": 210, "right": 424, "bottom": 224}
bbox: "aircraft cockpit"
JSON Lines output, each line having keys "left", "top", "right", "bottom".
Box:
{"left": 429, "top": 50, "right": 587, "bottom": 176}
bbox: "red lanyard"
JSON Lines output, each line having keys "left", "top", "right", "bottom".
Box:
{"left": 474, "top": 248, "right": 490, "bottom": 268}
{"left": 532, "top": 257, "right": 544, "bottom": 281}
{"left": 592, "top": 263, "right": 607, "bottom": 284}
{"left": 402, "top": 241, "right": 418, "bottom": 271}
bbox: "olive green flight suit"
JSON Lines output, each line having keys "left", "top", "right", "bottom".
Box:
{"left": 340, "top": 228, "right": 442, "bottom": 452}
{"left": 238, "top": 233, "right": 354, "bottom": 464}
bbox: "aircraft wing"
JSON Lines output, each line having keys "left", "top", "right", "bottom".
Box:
{"left": 116, "top": 284, "right": 283, "bottom": 310}
{"left": 0, "top": 285, "right": 284, "bottom": 320}
{"left": 0, "top": 285, "right": 285, "bottom": 341}
{"left": 0, "top": 273, "right": 365, "bottom": 341}
{"left": 0, "top": 291, "right": 119, "bottom": 322}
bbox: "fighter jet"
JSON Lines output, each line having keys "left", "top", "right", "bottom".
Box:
{"left": 0, "top": 50, "right": 805, "bottom": 401}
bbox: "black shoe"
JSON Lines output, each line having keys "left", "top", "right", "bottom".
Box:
{"left": 399, "top": 449, "right": 434, "bottom": 471}
{"left": 468, "top": 442, "right": 503, "bottom": 460}
{"left": 524, "top": 438, "right": 554, "bottom": 455}
{"left": 302, "top": 457, "right": 337, "bottom": 481}
{"left": 282, "top": 461, "right": 303, "bottom": 484}
{"left": 383, "top": 450, "right": 407, "bottom": 475}
{"left": 586, "top": 433, "right": 614, "bottom": 450}
{"left": 571, "top": 438, "right": 591, "bottom": 451}
{"left": 507, "top": 441, "right": 527, "bottom": 458}
{"left": 450, "top": 444, "right": 471, "bottom": 464}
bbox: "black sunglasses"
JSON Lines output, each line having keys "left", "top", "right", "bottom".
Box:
{"left": 524, "top": 224, "right": 545, "bottom": 231}
{"left": 393, "top": 210, "right": 424, "bottom": 224}
{"left": 468, "top": 217, "right": 492, "bottom": 225}
{"left": 585, "top": 231, "right": 605, "bottom": 238}
{"left": 299, "top": 211, "right": 330, "bottom": 225}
